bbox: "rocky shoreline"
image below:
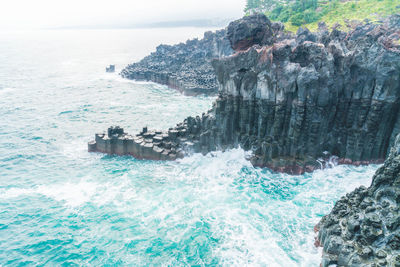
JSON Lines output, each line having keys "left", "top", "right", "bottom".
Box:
{"left": 89, "top": 13, "right": 400, "bottom": 266}
{"left": 120, "top": 29, "right": 233, "bottom": 95}
{"left": 90, "top": 14, "right": 400, "bottom": 175}
{"left": 315, "top": 134, "right": 400, "bottom": 266}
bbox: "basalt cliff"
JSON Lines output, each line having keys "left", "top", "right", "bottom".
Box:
{"left": 316, "top": 134, "right": 400, "bottom": 266}
{"left": 89, "top": 14, "right": 400, "bottom": 175}
{"left": 120, "top": 29, "right": 233, "bottom": 95}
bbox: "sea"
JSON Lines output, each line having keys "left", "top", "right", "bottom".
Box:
{"left": 0, "top": 27, "right": 379, "bottom": 266}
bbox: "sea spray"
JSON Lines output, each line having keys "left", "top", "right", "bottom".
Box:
{"left": 0, "top": 147, "right": 378, "bottom": 266}
{"left": 0, "top": 28, "right": 381, "bottom": 266}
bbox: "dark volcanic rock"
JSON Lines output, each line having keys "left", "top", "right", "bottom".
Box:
{"left": 89, "top": 126, "right": 182, "bottom": 161}
{"left": 316, "top": 134, "right": 400, "bottom": 266}
{"left": 208, "top": 14, "right": 400, "bottom": 173}
{"left": 227, "top": 14, "right": 274, "bottom": 51}
{"left": 120, "top": 29, "right": 233, "bottom": 95}
{"left": 227, "top": 14, "right": 290, "bottom": 51}
{"left": 90, "top": 14, "right": 400, "bottom": 174}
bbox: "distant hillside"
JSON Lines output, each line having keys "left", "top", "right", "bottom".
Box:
{"left": 245, "top": 0, "right": 400, "bottom": 32}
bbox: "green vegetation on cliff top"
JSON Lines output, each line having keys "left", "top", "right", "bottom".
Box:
{"left": 245, "top": 0, "right": 400, "bottom": 32}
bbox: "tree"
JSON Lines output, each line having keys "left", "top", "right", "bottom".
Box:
{"left": 245, "top": 0, "right": 262, "bottom": 12}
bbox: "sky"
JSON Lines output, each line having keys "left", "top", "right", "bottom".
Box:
{"left": 0, "top": 0, "right": 246, "bottom": 29}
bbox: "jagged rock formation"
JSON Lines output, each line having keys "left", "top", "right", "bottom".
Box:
{"left": 120, "top": 30, "right": 233, "bottom": 95}
{"left": 208, "top": 15, "right": 400, "bottom": 173}
{"left": 89, "top": 14, "right": 400, "bottom": 175}
{"left": 316, "top": 134, "right": 400, "bottom": 266}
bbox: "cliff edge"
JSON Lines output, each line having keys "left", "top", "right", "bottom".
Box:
{"left": 89, "top": 14, "right": 400, "bottom": 174}
{"left": 316, "top": 134, "right": 400, "bottom": 266}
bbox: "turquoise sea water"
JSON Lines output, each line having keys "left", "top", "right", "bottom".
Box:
{"left": 0, "top": 28, "right": 379, "bottom": 266}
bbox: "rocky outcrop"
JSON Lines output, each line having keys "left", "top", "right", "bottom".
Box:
{"left": 120, "top": 30, "right": 233, "bottom": 95}
{"left": 88, "top": 126, "right": 186, "bottom": 161}
{"left": 316, "top": 134, "right": 400, "bottom": 266}
{"left": 226, "top": 13, "right": 287, "bottom": 51}
{"left": 208, "top": 14, "right": 400, "bottom": 173}
{"left": 90, "top": 14, "right": 400, "bottom": 174}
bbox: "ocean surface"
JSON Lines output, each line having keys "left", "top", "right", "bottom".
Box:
{"left": 0, "top": 28, "right": 379, "bottom": 266}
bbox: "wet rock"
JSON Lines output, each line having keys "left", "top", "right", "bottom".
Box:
{"left": 337, "top": 244, "right": 354, "bottom": 266}
{"left": 107, "top": 126, "right": 124, "bottom": 137}
{"left": 393, "top": 255, "right": 400, "bottom": 267}
{"left": 376, "top": 250, "right": 387, "bottom": 259}
{"left": 317, "top": 134, "right": 400, "bottom": 266}
{"left": 88, "top": 140, "right": 96, "bottom": 152}
{"left": 359, "top": 247, "right": 373, "bottom": 259}
{"left": 347, "top": 216, "right": 361, "bottom": 233}
{"left": 88, "top": 126, "right": 177, "bottom": 161}
{"left": 325, "top": 236, "right": 344, "bottom": 255}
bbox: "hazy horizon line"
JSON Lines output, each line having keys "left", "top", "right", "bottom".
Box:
{"left": 44, "top": 18, "right": 235, "bottom": 31}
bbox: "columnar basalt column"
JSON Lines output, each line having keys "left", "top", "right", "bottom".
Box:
{"left": 89, "top": 14, "right": 400, "bottom": 174}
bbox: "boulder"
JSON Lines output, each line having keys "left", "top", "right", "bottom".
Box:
{"left": 227, "top": 14, "right": 274, "bottom": 51}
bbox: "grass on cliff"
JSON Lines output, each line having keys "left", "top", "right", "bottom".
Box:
{"left": 247, "top": 0, "right": 400, "bottom": 32}
{"left": 288, "top": 0, "right": 400, "bottom": 32}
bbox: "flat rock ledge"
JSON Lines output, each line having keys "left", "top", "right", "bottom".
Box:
{"left": 88, "top": 126, "right": 190, "bottom": 161}
{"left": 315, "top": 134, "right": 400, "bottom": 266}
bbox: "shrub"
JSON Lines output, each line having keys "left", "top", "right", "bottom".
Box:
{"left": 270, "top": 5, "right": 283, "bottom": 20}
{"left": 303, "top": 9, "right": 319, "bottom": 23}
{"left": 290, "top": 13, "right": 305, "bottom": 26}
{"left": 278, "top": 9, "right": 292, "bottom": 22}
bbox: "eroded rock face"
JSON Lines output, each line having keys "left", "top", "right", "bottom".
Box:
{"left": 316, "top": 134, "right": 400, "bottom": 266}
{"left": 120, "top": 29, "right": 233, "bottom": 95}
{"left": 90, "top": 14, "right": 400, "bottom": 174}
{"left": 209, "top": 14, "right": 400, "bottom": 173}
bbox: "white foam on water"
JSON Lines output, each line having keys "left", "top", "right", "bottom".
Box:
{"left": 36, "top": 180, "right": 98, "bottom": 207}
{"left": 296, "top": 164, "right": 377, "bottom": 208}
{"left": 0, "top": 87, "right": 15, "bottom": 96}
{"left": 0, "top": 144, "right": 379, "bottom": 266}
{"left": 172, "top": 149, "right": 377, "bottom": 266}
{"left": 61, "top": 139, "right": 90, "bottom": 159}
{"left": 111, "top": 75, "right": 158, "bottom": 86}
{"left": 212, "top": 207, "right": 297, "bottom": 266}
{"left": 155, "top": 148, "right": 296, "bottom": 266}
{"left": 0, "top": 180, "right": 99, "bottom": 207}
{"left": 176, "top": 148, "right": 253, "bottom": 181}
{"left": 0, "top": 187, "right": 34, "bottom": 199}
